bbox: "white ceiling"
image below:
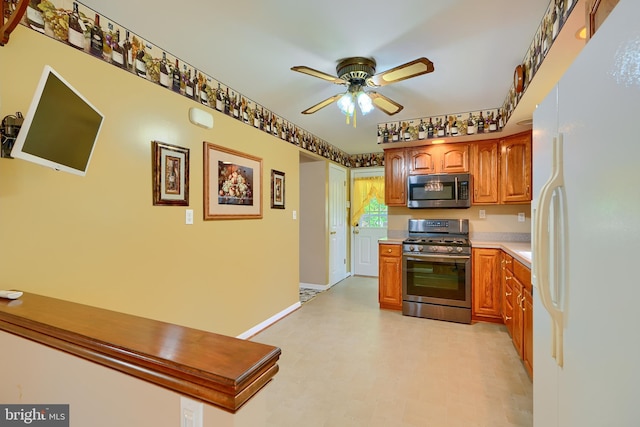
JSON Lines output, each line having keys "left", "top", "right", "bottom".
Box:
{"left": 82, "top": 0, "right": 560, "bottom": 155}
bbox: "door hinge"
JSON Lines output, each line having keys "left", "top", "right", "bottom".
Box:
{"left": 344, "top": 259, "right": 346, "bottom": 264}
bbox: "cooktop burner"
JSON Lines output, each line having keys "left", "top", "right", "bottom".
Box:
{"left": 404, "top": 237, "right": 468, "bottom": 245}
{"left": 403, "top": 218, "right": 471, "bottom": 255}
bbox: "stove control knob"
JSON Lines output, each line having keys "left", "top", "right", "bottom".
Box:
{"left": 417, "top": 246, "right": 424, "bottom": 252}
{"left": 456, "top": 247, "right": 464, "bottom": 253}
{"left": 447, "top": 246, "right": 454, "bottom": 253}
{"left": 409, "top": 245, "right": 415, "bottom": 252}
{"left": 429, "top": 246, "right": 439, "bottom": 252}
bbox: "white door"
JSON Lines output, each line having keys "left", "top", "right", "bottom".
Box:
{"left": 352, "top": 167, "right": 387, "bottom": 277}
{"left": 329, "top": 164, "right": 348, "bottom": 286}
{"left": 353, "top": 226, "right": 385, "bottom": 276}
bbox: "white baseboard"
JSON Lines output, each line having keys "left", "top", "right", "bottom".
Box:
{"left": 236, "top": 301, "right": 301, "bottom": 340}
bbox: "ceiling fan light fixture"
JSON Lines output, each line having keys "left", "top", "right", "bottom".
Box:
{"left": 337, "top": 93, "right": 355, "bottom": 115}
{"left": 357, "top": 92, "right": 374, "bottom": 115}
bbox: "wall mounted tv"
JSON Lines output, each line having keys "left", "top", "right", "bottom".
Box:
{"left": 10, "top": 65, "right": 104, "bottom": 176}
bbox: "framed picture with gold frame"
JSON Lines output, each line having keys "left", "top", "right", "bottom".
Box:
{"left": 152, "top": 141, "right": 189, "bottom": 206}
{"left": 203, "top": 142, "right": 263, "bottom": 219}
{"left": 271, "top": 169, "right": 285, "bottom": 209}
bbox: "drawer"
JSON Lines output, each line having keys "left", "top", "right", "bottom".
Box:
{"left": 514, "top": 260, "right": 531, "bottom": 289}
{"left": 379, "top": 244, "right": 402, "bottom": 257}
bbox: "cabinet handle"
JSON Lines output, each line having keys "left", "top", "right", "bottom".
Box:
{"left": 505, "top": 260, "right": 512, "bottom": 264}
{"left": 387, "top": 249, "right": 392, "bottom": 253}
{"left": 505, "top": 276, "right": 513, "bottom": 281}
{"left": 505, "top": 291, "right": 512, "bottom": 297}
{"left": 505, "top": 316, "right": 512, "bottom": 321}
{"left": 330, "top": 231, "right": 337, "bottom": 235}
{"left": 516, "top": 294, "right": 522, "bottom": 305}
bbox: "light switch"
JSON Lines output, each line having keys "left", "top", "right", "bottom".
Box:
{"left": 292, "top": 210, "right": 297, "bottom": 220}
{"left": 180, "top": 397, "right": 202, "bottom": 427}
{"left": 185, "top": 209, "right": 194, "bottom": 225}
{"left": 479, "top": 209, "right": 486, "bottom": 219}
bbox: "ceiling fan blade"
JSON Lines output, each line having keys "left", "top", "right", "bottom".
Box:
{"left": 301, "top": 94, "right": 344, "bottom": 114}
{"left": 368, "top": 92, "right": 404, "bottom": 115}
{"left": 291, "top": 66, "right": 348, "bottom": 85}
{"left": 366, "top": 57, "right": 434, "bottom": 87}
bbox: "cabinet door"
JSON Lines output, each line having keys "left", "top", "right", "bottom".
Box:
{"left": 407, "top": 147, "right": 436, "bottom": 175}
{"left": 440, "top": 144, "right": 469, "bottom": 173}
{"left": 384, "top": 149, "right": 406, "bottom": 206}
{"left": 407, "top": 144, "right": 469, "bottom": 174}
{"left": 511, "top": 278, "right": 524, "bottom": 358}
{"left": 500, "top": 132, "right": 532, "bottom": 203}
{"left": 378, "top": 244, "right": 402, "bottom": 310}
{"left": 586, "top": 0, "right": 620, "bottom": 39}
{"left": 501, "top": 252, "right": 514, "bottom": 335}
{"left": 472, "top": 248, "right": 502, "bottom": 321}
{"left": 524, "top": 288, "right": 533, "bottom": 378}
{"left": 472, "top": 140, "right": 499, "bottom": 204}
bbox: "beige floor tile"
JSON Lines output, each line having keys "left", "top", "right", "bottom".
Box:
{"left": 252, "top": 276, "right": 532, "bottom": 426}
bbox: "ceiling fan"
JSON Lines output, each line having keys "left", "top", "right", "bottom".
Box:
{"left": 291, "top": 56, "right": 434, "bottom": 117}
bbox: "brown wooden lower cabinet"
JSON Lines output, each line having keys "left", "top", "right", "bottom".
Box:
{"left": 378, "top": 243, "right": 402, "bottom": 310}
{"left": 472, "top": 248, "right": 502, "bottom": 322}
{"left": 498, "top": 251, "right": 533, "bottom": 379}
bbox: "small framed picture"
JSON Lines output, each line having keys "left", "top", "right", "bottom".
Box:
{"left": 152, "top": 141, "right": 190, "bottom": 206}
{"left": 271, "top": 169, "right": 285, "bottom": 209}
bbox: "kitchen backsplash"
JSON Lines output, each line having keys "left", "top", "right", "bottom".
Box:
{"left": 388, "top": 204, "right": 531, "bottom": 237}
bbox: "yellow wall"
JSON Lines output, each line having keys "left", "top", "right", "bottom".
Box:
{"left": 0, "top": 26, "right": 300, "bottom": 337}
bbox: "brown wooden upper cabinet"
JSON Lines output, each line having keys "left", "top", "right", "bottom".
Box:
{"left": 471, "top": 140, "right": 500, "bottom": 204}
{"left": 586, "top": 0, "right": 620, "bottom": 40}
{"left": 407, "top": 144, "right": 469, "bottom": 175}
{"left": 499, "top": 132, "right": 532, "bottom": 203}
{"left": 383, "top": 130, "right": 531, "bottom": 206}
{"left": 384, "top": 147, "right": 407, "bottom": 207}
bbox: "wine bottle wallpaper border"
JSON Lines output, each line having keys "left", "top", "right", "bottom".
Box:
{"left": 21, "top": 0, "right": 574, "bottom": 168}
{"left": 21, "top": 0, "right": 363, "bottom": 167}
{"left": 377, "top": 0, "right": 578, "bottom": 146}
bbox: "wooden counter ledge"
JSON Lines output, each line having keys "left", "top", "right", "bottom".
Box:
{"left": 0, "top": 292, "right": 280, "bottom": 413}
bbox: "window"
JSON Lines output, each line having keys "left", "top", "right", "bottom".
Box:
{"left": 358, "top": 197, "right": 388, "bottom": 228}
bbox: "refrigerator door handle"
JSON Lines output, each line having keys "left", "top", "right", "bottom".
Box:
{"left": 534, "top": 134, "right": 566, "bottom": 367}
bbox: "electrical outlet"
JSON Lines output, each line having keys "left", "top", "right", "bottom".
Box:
{"left": 479, "top": 209, "right": 486, "bottom": 219}
{"left": 180, "top": 397, "right": 203, "bottom": 427}
{"left": 292, "top": 210, "right": 297, "bottom": 220}
{"left": 185, "top": 209, "right": 194, "bottom": 225}
{"left": 518, "top": 212, "right": 526, "bottom": 222}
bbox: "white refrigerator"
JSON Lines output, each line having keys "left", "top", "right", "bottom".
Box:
{"left": 532, "top": 0, "right": 640, "bottom": 426}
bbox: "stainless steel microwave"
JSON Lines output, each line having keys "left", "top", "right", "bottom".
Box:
{"left": 407, "top": 173, "right": 471, "bottom": 208}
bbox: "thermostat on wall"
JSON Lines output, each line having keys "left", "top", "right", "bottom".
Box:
{"left": 188, "top": 107, "right": 214, "bottom": 129}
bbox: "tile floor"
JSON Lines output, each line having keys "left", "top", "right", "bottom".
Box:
{"left": 252, "top": 276, "right": 533, "bottom": 427}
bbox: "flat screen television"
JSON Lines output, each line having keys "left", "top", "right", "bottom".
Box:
{"left": 10, "top": 65, "right": 104, "bottom": 176}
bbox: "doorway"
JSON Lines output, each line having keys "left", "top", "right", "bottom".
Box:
{"left": 351, "top": 167, "right": 387, "bottom": 277}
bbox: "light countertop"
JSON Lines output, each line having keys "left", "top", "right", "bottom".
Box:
{"left": 379, "top": 237, "right": 531, "bottom": 268}
{"left": 470, "top": 240, "right": 531, "bottom": 268}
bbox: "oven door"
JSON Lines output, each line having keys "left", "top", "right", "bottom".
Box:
{"left": 402, "top": 254, "right": 471, "bottom": 308}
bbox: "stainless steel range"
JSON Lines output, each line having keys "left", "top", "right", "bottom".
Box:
{"left": 402, "top": 219, "right": 471, "bottom": 324}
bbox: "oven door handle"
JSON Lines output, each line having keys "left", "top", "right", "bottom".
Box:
{"left": 403, "top": 254, "right": 470, "bottom": 263}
